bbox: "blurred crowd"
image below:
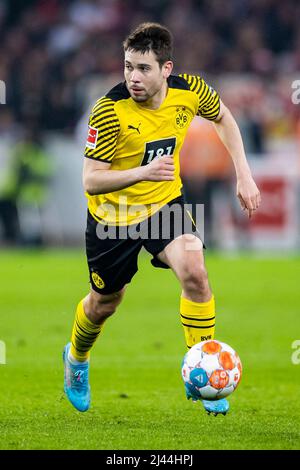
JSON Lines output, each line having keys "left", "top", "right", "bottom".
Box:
{"left": 0, "top": 0, "right": 300, "bottom": 137}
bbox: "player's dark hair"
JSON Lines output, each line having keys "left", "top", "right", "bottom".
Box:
{"left": 123, "top": 22, "right": 173, "bottom": 67}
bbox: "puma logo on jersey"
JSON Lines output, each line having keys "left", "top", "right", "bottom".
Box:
{"left": 128, "top": 123, "right": 141, "bottom": 134}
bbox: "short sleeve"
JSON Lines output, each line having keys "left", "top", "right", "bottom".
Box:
{"left": 84, "top": 97, "right": 120, "bottom": 162}
{"left": 179, "top": 74, "right": 221, "bottom": 121}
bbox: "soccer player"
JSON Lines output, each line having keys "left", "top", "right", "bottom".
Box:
{"left": 63, "top": 23, "right": 261, "bottom": 415}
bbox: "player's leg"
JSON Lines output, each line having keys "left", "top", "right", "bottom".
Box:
{"left": 143, "top": 194, "right": 228, "bottom": 415}
{"left": 70, "top": 287, "right": 126, "bottom": 362}
{"left": 70, "top": 209, "right": 141, "bottom": 362}
{"left": 63, "top": 211, "right": 142, "bottom": 412}
{"left": 143, "top": 196, "right": 215, "bottom": 347}
{"left": 156, "top": 235, "right": 229, "bottom": 415}
{"left": 156, "top": 234, "right": 216, "bottom": 348}
{"left": 63, "top": 287, "right": 126, "bottom": 412}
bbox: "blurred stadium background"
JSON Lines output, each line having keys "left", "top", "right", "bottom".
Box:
{"left": 1, "top": 0, "right": 300, "bottom": 249}
{"left": 1, "top": 0, "right": 300, "bottom": 451}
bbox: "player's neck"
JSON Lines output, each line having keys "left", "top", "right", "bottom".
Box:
{"left": 139, "top": 81, "right": 168, "bottom": 110}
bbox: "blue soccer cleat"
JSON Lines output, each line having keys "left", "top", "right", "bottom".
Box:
{"left": 201, "top": 398, "right": 229, "bottom": 416}
{"left": 184, "top": 382, "right": 229, "bottom": 416}
{"left": 63, "top": 342, "right": 90, "bottom": 412}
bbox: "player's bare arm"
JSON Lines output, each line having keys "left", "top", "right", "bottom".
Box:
{"left": 213, "top": 100, "right": 261, "bottom": 218}
{"left": 83, "top": 156, "right": 175, "bottom": 195}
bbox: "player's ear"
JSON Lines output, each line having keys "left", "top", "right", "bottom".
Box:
{"left": 162, "top": 60, "right": 173, "bottom": 79}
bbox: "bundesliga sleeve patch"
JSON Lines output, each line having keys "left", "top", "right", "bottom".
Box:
{"left": 86, "top": 125, "right": 98, "bottom": 149}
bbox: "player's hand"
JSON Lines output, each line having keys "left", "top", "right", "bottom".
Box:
{"left": 139, "top": 156, "right": 175, "bottom": 182}
{"left": 237, "top": 175, "right": 261, "bottom": 219}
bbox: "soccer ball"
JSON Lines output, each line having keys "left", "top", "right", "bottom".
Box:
{"left": 181, "top": 340, "right": 242, "bottom": 401}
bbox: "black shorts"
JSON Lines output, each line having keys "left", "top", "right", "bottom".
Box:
{"left": 85, "top": 195, "right": 203, "bottom": 294}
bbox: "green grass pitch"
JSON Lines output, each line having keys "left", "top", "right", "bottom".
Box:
{"left": 0, "top": 249, "right": 300, "bottom": 450}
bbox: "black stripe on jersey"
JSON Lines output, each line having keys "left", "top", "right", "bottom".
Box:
{"left": 92, "top": 116, "right": 120, "bottom": 134}
{"left": 86, "top": 137, "right": 116, "bottom": 158}
{"left": 90, "top": 119, "right": 120, "bottom": 138}
{"left": 84, "top": 154, "right": 113, "bottom": 163}
{"left": 189, "top": 76, "right": 198, "bottom": 92}
{"left": 179, "top": 73, "right": 219, "bottom": 104}
{"left": 92, "top": 98, "right": 115, "bottom": 115}
{"left": 199, "top": 88, "right": 211, "bottom": 107}
{"left": 92, "top": 114, "right": 119, "bottom": 128}
{"left": 92, "top": 100, "right": 115, "bottom": 114}
{"left": 194, "top": 78, "right": 203, "bottom": 95}
{"left": 91, "top": 144, "right": 116, "bottom": 161}
{"left": 96, "top": 138, "right": 117, "bottom": 155}
{"left": 106, "top": 81, "right": 130, "bottom": 102}
{"left": 91, "top": 109, "right": 114, "bottom": 122}
{"left": 85, "top": 135, "right": 117, "bottom": 159}
{"left": 201, "top": 109, "right": 220, "bottom": 120}
{"left": 99, "top": 123, "right": 120, "bottom": 139}
{"left": 199, "top": 101, "right": 220, "bottom": 120}
{"left": 85, "top": 148, "right": 114, "bottom": 162}
{"left": 167, "top": 75, "right": 190, "bottom": 90}
{"left": 85, "top": 93, "right": 120, "bottom": 161}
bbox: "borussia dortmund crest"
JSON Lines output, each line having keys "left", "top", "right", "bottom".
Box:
{"left": 91, "top": 272, "right": 105, "bottom": 289}
{"left": 175, "top": 106, "right": 189, "bottom": 129}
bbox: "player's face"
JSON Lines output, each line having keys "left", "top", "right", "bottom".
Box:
{"left": 124, "top": 49, "right": 172, "bottom": 104}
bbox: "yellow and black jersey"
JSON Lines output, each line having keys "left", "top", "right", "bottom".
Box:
{"left": 84, "top": 73, "right": 220, "bottom": 225}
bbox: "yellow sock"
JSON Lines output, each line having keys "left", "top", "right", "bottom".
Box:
{"left": 180, "top": 295, "right": 216, "bottom": 349}
{"left": 70, "top": 299, "right": 103, "bottom": 361}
